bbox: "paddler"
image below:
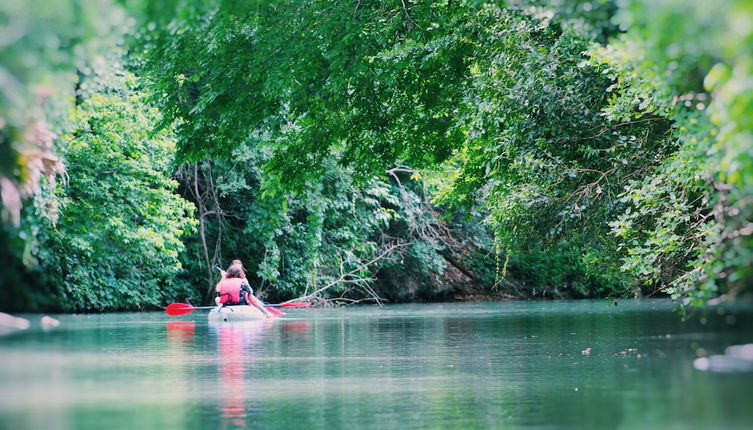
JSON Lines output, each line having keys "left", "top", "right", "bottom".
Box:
{"left": 215, "top": 262, "right": 274, "bottom": 318}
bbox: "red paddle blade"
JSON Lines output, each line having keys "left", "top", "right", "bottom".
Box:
{"left": 165, "top": 303, "right": 197, "bottom": 316}
{"left": 265, "top": 307, "right": 286, "bottom": 316}
{"left": 280, "top": 302, "right": 312, "bottom": 308}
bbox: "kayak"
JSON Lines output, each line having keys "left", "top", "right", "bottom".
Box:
{"left": 207, "top": 305, "right": 266, "bottom": 322}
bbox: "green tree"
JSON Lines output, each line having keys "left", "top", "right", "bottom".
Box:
{"left": 174, "top": 143, "right": 496, "bottom": 305}
{"left": 135, "top": 1, "right": 642, "bottom": 297}
{"left": 0, "top": 0, "right": 124, "bottom": 228}
{"left": 125, "top": 0, "right": 753, "bottom": 306}
{"left": 0, "top": 0, "right": 130, "bottom": 309}
{"left": 26, "top": 73, "right": 197, "bottom": 312}
{"left": 592, "top": 0, "right": 753, "bottom": 305}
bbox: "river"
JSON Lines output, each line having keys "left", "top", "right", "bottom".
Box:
{"left": 1, "top": 299, "right": 752, "bottom": 429}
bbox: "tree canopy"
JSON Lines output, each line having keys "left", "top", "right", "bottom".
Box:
{"left": 2, "top": 0, "right": 752, "bottom": 311}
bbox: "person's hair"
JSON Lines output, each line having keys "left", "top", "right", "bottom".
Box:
{"left": 231, "top": 259, "right": 246, "bottom": 278}
{"left": 226, "top": 265, "right": 242, "bottom": 278}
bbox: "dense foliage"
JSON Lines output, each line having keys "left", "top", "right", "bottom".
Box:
{"left": 2, "top": 73, "right": 196, "bottom": 312}
{"left": 134, "top": 1, "right": 645, "bottom": 298}
{"left": 2, "top": 0, "right": 752, "bottom": 311}
{"left": 0, "top": 0, "right": 129, "bottom": 310}
{"left": 175, "top": 146, "right": 495, "bottom": 305}
{"left": 134, "top": 0, "right": 753, "bottom": 305}
{"left": 0, "top": 0, "right": 124, "bottom": 227}
{"left": 592, "top": 0, "right": 753, "bottom": 306}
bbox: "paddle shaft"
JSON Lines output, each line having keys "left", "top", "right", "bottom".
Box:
{"left": 184, "top": 303, "right": 300, "bottom": 308}
{"left": 165, "top": 302, "right": 311, "bottom": 316}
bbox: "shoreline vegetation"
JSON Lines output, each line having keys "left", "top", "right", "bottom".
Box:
{"left": 1, "top": 0, "right": 752, "bottom": 313}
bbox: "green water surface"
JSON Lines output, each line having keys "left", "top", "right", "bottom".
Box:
{"left": 1, "top": 299, "right": 752, "bottom": 429}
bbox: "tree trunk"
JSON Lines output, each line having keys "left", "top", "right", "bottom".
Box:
{"left": 194, "top": 163, "right": 213, "bottom": 298}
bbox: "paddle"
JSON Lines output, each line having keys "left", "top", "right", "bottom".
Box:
{"left": 165, "top": 302, "right": 311, "bottom": 317}
{"left": 265, "top": 306, "right": 286, "bottom": 317}
{"left": 263, "top": 302, "right": 313, "bottom": 316}
{"left": 270, "top": 302, "right": 311, "bottom": 308}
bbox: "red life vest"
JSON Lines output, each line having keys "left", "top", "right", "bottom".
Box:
{"left": 217, "top": 278, "right": 250, "bottom": 305}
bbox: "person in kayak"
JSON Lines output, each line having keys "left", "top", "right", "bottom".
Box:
{"left": 215, "top": 264, "right": 274, "bottom": 318}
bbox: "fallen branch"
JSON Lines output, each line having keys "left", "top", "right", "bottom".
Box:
{"left": 287, "top": 241, "right": 411, "bottom": 305}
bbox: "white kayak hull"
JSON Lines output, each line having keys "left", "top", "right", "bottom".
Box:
{"left": 207, "top": 305, "right": 266, "bottom": 322}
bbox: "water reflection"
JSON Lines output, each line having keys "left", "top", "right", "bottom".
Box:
{"left": 165, "top": 321, "right": 196, "bottom": 343}
{"left": 210, "top": 320, "right": 275, "bottom": 430}
{"left": 694, "top": 343, "right": 753, "bottom": 372}
{"left": 2, "top": 301, "right": 751, "bottom": 430}
{"left": 279, "top": 320, "right": 313, "bottom": 340}
{"left": 164, "top": 317, "right": 313, "bottom": 429}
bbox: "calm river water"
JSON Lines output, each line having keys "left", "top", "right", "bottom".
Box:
{"left": 1, "top": 299, "right": 752, "bottom": 429}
